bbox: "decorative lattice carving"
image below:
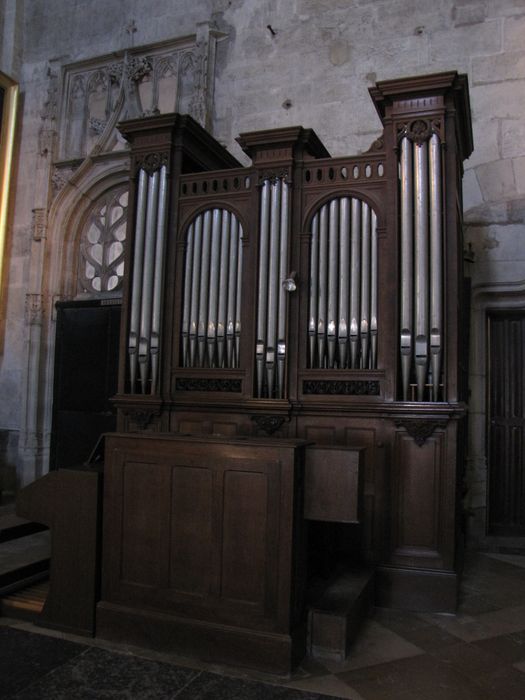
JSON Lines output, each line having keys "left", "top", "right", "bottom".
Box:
{"left": 303, "top": 380, "right": 380, "bottom": 396}
{"left": 78, "top": 187, "right": 128, "bottom": 295}
{"left": 175, "top": 378, "right": 242, "bottom": 392}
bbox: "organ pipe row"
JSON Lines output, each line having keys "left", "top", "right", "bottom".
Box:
{"left": 255, "top": 178, "right": 290, "bottom": 398}
{"left": 181, "top": 208, "right": 243, "bottom": 369}
{"left": 399, "top": 134, "right": 443, "bottom": 401}
{"left": 308, "top": 197, "right": 378, "bottom": 370}
{"left": 128, "top": 166, "right": 168, "bottom": 394}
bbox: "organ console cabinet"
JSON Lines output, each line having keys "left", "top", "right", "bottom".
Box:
{"left": 93, "top": 71, "right": 474, "bottom": 671}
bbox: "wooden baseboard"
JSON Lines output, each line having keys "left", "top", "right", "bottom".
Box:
{"left": 375, "top": 566, "right": 458, "bottom": 613}
{"left": 96, "top": 601, "right": 305, "bottom": 674}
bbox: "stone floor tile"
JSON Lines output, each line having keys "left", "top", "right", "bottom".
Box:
{"left": 320, "top": 620, "right": 424, "bottom": 674}
{"left": 373, "top": 607, "right": 460, "bottom": 651}
{"left": 10, "top": 646, "right": 202, "bottom": 700}
{"left": 422, "top": 604, "right": 525, "bottom": 642}
{"left": 286, "top": 673, "right": 366, "bottom": 699}
{"left": 176, "top": 672, "right": 341, "bottom": 699}
{"left": 336, "top": 654, "right": 491, "bottom": 700}
{"left": 0, "top": 626, "right": 86, "bottom": 698}
{"left": 474, "top": 630, "right": 525, "bottom": 664}
{"left": 431, "top": 640, "right": 507, "bottom": 682}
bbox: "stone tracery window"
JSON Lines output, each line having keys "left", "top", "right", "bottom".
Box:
{"left": 78, "top": 186, "right": 128, "bottom": 295}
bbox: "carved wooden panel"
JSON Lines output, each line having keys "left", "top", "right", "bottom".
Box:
{"left": 101, "top": 434, "right": 306, "bottom": 632}
{"left": 170, "top": 466, "right": 213, "bottom": 596}
{"left": 390, "top": 427, "right": 447, "bottom": 569}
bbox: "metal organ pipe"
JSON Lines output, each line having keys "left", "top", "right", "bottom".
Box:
{"left": 181, "top": 222, "right": 194, "bottom": 367}
{"left": 414, "top": 140, "right": 429, "bottom": 401}
{"left": 181, "top": 208, "right": 243, "bottom": 371}
{"left": 370, "top": 210, "right": 378, "bottom": 369}
{"left": 255, "top": 177, "right": 291, "bottom": 398}
{"left": 338, "top": 198, "right": 350, "bottom": 369}
{"left": 327, "top": 199, "right": 339, "bottom": 368}
{"left": 350, "top": 198, "right": 361, "bottom": 369}
{"left": 217, "top": 211, "right": 231, "bottom": 368}
{"left": 128, "top": 169, "right": 148, "bottom": 391}
{"left": 127, "top": 165, "right": 170, "bottom": 394}
{"left": 360, "top": 202, "right": 371, "bottom": 369}
{"left": 138, "top": 170, "right": 160, "bottom": 393}
{"left": 266, "top": 180, "right": 281, "bottom": 397}
{"left": 317, "top": 205, "right": 329, "bottom": 368}
{"left": 398, "top": 130, "right": 444, "bottom": 401}
{"left": 308, "top": 196, "right": 378, "bottom": 371}
{"left": 429, "top": 133, "right": 443, "bottom": 400}
{"left": 400, "top": 137, "right": 413, "bottom": 401}
{"left": 150, "top": 165, "right": 168, "bottom": 393}
{"left": 197, "top": 210, "right": 212, "bottom": 367}
{"left": 277, "top": 181, "right": 290, "bottom": 398}
{"left": 256, "top": 181, "right": 271, "bottom": 397}
{"left": 228, "top": 215, "right": 240, "bottom": 368}
{"left": 308, "top": 214, "right": 319, "bottom": 368}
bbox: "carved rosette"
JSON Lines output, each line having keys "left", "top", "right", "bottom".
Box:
{"left": 394, "top": 419, "right": 447, "bottom": 446}
{"left": 134, "top": 151, "right": 169, "bottom": 176}
{"left": 397, "top": 118, "right": 443, "bottom": 146}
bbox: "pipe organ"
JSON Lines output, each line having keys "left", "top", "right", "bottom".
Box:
{"left": 95, "top": 73, "right": 473, "bottom": 672}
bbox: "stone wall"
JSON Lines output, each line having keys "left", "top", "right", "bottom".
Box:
{"left": 0, "top": 0, "right": 523, "bottom": 542}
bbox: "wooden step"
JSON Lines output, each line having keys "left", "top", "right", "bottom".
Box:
{"left": 1, "top": 580, "right": 48, "bottom": 622}
{"left": 308, "top": 567, "right": 375, "bottom": 662}
{"left": 0, "top": 506, "right": 47, "bottom": 543}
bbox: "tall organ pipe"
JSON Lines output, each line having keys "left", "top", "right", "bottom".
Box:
{"left": 414, "top": 140, "right": 429, "bottom": 401}
{"left": 350, "top": 199, "right": 361, "bottom": 368}
{"left": 338, "top": 198, "right": 350, "bottom": 368}
{"left": 181, "top": 222, "right": 194, "bottom": 367}
{"left": 197, "top": 210, "right": 212, "bottom": 367}
{"left": 327, "top": 199, "right": 339, "bottom": 368}
{"left": 317, "top": 205, "right": 329, "bottom": 368}
{"left": 370, "top": 210, "right": 378, "bottom": 369}
{"left": 360, "top": 202, "right": 371, "bottom": 369}
{"left": 217, "top": 211, "right": 231, "bottom": 367}
{"left": 207, "top": 209, "right": 222, "bottom": 367}
{"left": 182, "top": 209, "right": 243, "bottom": 370}
{"left": 308, "top": 214, "right": 319, "bottom": 367}
{"left": 189, "top": 215, "right": 203, "bottom": 366}
{"left": 150, "top": 165, "right": 168, "bottom": 393}
{"left": 227, "top": 216, "right": 239, "bottom": 368}
{"left": 256, "top": 180, "right": 271, "bottom": 396}
{"left": 138, "top": 170, "right": 160, "bottom": 393}
{"left": 128, "top": 169, "right": 148, "bottom": 391}
{"left": 277, "top": 182, "right": 290, "bottom": 398}
{"left": 266, "top": 180, "right": 282, "bottom": 397}
{"left": 309, "top": 196, "right": 378, "bottom": 371}
{"left": 429, "top": 133, "right": 443, "bottom": 400}
{"left": 400, "top": 137, "right": 414, "bottom": 400}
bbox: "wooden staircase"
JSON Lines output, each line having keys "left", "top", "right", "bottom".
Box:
{"left": 0, "top": 505, "right": 49, "bottom": 622}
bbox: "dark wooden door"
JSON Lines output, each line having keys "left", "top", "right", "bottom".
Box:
{"left": 488, "top": 311, "right": 525, "bottom": 535}
{"left": 50, "top": 300, "right": 121, "bottom": 469}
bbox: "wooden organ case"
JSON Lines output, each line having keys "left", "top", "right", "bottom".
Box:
{"left": 97, "top": 73, "right": 473, "bottom": 672}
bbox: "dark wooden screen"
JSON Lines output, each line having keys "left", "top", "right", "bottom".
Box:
{"left": 488, "top": 311, "right": 525, "bottom": 535}
{"left": 50, "top": 300, "right": 121, "bottom": 469}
